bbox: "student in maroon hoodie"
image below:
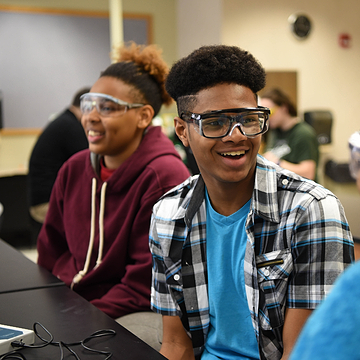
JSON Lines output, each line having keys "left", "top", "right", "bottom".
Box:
{"left": 37, "top": 42, "right": 190, "bottom": 346}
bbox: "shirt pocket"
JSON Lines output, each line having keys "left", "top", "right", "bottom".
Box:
{"left": 256, "top": 248, "right": 293, "bottom": 330}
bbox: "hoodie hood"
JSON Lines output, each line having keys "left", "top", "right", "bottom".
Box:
{"left": 71, "top": 126, "right": 185, "bottom": 289}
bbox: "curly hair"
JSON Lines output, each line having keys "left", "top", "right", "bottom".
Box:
{"left": 261, "top": 88, "right": 297, "bottom": 117}
{"left": 165, "top": 45, "right": 266, "bottom": 114}
{"left": 101, "top": 42, "right": 172, "bottom": 116}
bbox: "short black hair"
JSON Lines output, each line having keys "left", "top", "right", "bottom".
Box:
{"left": 165, "top": 45, "right": 266, "bottom": 113}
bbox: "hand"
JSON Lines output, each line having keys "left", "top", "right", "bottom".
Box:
{"left": 263, "top": 151, "right": 280, "bottom": 165}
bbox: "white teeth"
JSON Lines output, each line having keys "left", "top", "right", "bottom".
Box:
{"left": 221, "top": 150, "right": 246, "bottom": 156}
{"left": 88, "top": 130, "right": 102, "bottom": 136}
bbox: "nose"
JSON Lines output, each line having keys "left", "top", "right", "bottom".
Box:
{"left": 222, "top": 123, "right": 247, "bottom": 143}
{"left": 228, "top": 123, "right": 247, "bottom": 137}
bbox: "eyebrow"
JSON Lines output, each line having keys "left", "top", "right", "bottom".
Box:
{"left": 200, "top": 110, "right": 216, "bottom": 114}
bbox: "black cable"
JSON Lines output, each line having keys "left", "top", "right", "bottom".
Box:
{"left": 0, "top": 352, "right": 26, "bottom": 360}
{"left": 81, "top": 329, "right": 116, "bottom": 359}
{"left": 0, "top": 322, "right": 116, "bottom": 360}
{"left": 30, "top": 322, "right": 53, "bottom": 348}
{"left": 59, "top": 341, "right": 80, "bottom": 360}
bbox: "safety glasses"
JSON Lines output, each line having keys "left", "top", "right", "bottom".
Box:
{"left": 80, "top": 93, "right": 144, "bottom": 117}
{"left": 180, "top": 107, "right": 270, "bottom": 139}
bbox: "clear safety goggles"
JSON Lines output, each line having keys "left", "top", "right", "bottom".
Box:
{"left": 180, "top": 107, "right": 270, "bottom": 139}
{"left": 80, "top": 93, "right": 144, "bottom": 117}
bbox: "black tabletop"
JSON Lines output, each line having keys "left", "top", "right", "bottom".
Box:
{"left": 0, "top": 239, "right": 64, "bottom": 294}
{"left": 0, "top": 286, "right": 166, "bottom": 359}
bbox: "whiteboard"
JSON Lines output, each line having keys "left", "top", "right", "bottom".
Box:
{"left": 0, "top": 10, "right": 149, "bottom": 128}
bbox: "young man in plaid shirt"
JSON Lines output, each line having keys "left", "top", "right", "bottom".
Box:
{"left": 149, "top": 45, "right": 354, "bottom": 360}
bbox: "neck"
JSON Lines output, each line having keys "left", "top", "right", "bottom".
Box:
{"left": 103, "top": 129, "right": 145, "bottom": 170}
{"left": 280, "top": 115, "right": 299, "bottom": 131}
{"left": 205, "top": 175, "right": 254, "bottom": 217}
{"left": 69, "top": 105, "right": 82, "bottom": 121}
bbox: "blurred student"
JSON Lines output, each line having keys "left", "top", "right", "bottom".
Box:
{"left": 260, "top": 88, "right": 319, "bottom": 180}
{"left": 37, "top": 43, "right": 190, "bottom": 343}
{"left": 349, "top": 130, "right": 360, "bottom": 191}
{"left": 289, "top": 130, "right": 360, "bottom": 360}
{"left": 28, "top": 87, "right": 90, "bottom": 226}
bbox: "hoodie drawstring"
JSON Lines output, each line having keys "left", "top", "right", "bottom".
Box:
{"left": 95, "top": 181, "right": 107, "bottom": 269}
{"left": 71, "top": 178, "right": 107, "bottom": 289}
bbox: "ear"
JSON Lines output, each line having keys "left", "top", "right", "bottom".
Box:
{"left": 137, "top": 105, "right": 155, "bottom": 129}
{"left": 174, "top": 117, "right": 190, "bottom": 147}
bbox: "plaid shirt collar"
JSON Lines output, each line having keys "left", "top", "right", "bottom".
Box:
{"left": 171, "top": 155, "right": 281, "bottom": 225}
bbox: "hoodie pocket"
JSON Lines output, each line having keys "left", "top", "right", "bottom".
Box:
{"left": 256, "top": 248, "right": 293, "bottom": 330}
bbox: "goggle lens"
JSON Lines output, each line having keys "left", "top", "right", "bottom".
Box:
{"left": 80, "top": 93, "right": 144, "bottom": 117}
{"left": 81, "top": 96, "right": 125, "bottom": 116}
{"left": 201, "top": 112, "right": 267, "bottom": 138}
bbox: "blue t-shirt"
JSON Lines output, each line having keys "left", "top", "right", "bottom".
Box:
{"left": 202, "top": 190, "right": 259, "bottom": 360}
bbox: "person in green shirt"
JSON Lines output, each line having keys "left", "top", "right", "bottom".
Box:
{"left": 260, "top": 88, "right": 319, "bottom": 181}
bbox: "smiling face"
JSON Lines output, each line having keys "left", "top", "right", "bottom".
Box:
{"left": 81, "top": 76, "right": 153, "bottom": 169}
{"left": 175, "top": 83, "right": 261, "bottom": 196}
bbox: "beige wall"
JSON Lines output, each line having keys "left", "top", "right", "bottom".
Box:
{"left": 0, "top": 130, "right": 39, "bottom": 176}
{"left": 223, "top": 0, "right": 360, "bottom": 163}
{"left": 176, "top": 0, "right": 222, "bottom": 58}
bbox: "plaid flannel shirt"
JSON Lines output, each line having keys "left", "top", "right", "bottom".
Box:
{"left": 150, "top": 155, "right": 354, "bottom": 360}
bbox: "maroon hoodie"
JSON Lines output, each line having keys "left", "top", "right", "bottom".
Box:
{"left": 37, "top": 126, "right": 190, "bottom": 318}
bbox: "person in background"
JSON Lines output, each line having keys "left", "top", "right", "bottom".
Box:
{"left": 349, "top": 130, "right": 360, "bottom": 191}
{"left": 149, "top": 45, "right": 354, "bottom": 360}
{"left": 260, "top": 88, "right": 319, "bottom": 181}
{"left": 289, "top": 130, "right": 360, "bottom": 360}
{"left": 37, "top": 42, "right": 190, "bottom": 348}
{"left": 28, "top": 87, "right": 90, "bottom": 228}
